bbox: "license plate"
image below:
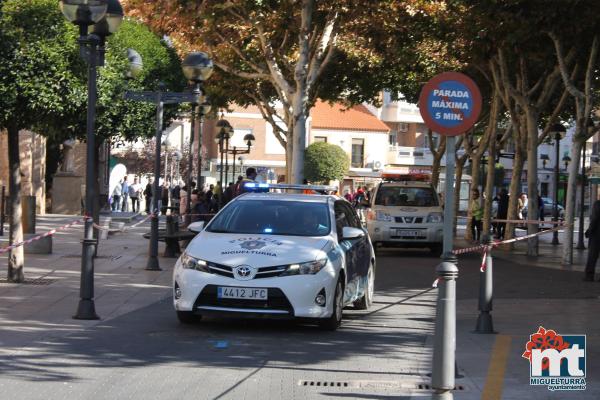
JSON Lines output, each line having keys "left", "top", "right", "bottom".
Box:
{"left": 217, "top": 286, "right": 268, "bottom": 300}
{"left": 394, "top": 229, "right": 420, "bottom": 237}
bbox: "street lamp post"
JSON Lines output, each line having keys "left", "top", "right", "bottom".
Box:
{"left": 182, "top": 52, "right": 213, "bottom": 226}
{"left": 227, "top": 134, "right": 256, "bottom": 183}
{"left": 61, "top": 0, "right": 124, "bottom": 320}
{"left": 196, "top": 101, "right": 212, "bottom": 189}
{"left": 215, "top": 118, "right": 233, "bottom": 185}
{"left": 124, "top": 55, "right": 205, "bottom": 270}
{"left": 550, "top": 124, "right": 566, "bottom": 245}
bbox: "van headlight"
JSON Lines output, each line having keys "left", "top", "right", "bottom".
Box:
{"left": 427, "top": 212, "right": 443, "bottom": 223}
{"left": 283, "top": 259, "right": 328, "bottom": 275}
{"left": 180, "top": 252, "right": 210, "bottom": 272}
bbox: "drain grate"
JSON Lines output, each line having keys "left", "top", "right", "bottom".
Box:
{"left": 299, "top": 380, "right": 467, "bottom": 391}
{"left": 415, "top": 384, "right": 465, "bottom": 391}
{"left": 300, "top": 381, "right": 350, "bottom": 388}
{"left": 0, "top": 278, "right": 55, "bottom": 285}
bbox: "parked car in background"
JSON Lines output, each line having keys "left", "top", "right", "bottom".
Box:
{"left": 523, "top": 197, "right": 564, "bottom": 219}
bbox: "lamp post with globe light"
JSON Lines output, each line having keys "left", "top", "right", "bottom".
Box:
{"left": 214, "top": 118, "right": 234, "bottom": 185}
{"left": 124, "top": 52, "right": 209, "bottom": 269}
{"left": 182, "top": 53, "right": 213, "bottom": 225}
{"left": 228, "top": 134, "right": 256, "bottom": 183}
{"left": 196, "top": 101, "right": 212, "bottom": 189}
{"left": 60, "top": 0, "right": 124, "bottom": 320}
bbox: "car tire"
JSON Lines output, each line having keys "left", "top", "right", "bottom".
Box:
{"left": 176, "top": 311, "right": 202, "bottom": 324}
{"left": 354, "top": 263, "right": 375, "bottom": 310}
{"left": 319, "top": 277, "right": 344, "bottom": 331}
{"left": 430, "top": 244, "right": 442, "bottom": 257}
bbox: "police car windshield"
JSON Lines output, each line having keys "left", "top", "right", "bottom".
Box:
{"left": 375, "top": 186, "right": 438, "bottom": 207}
{"left": 206, "top": 200, "right": 331, "bottom": 236}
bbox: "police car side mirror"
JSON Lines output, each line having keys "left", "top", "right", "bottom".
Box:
{"left": 342, "top": 226, "right": 365, "bottom": 240}
{"left": 188, "top": 221, "right": 205, "bottom": 233}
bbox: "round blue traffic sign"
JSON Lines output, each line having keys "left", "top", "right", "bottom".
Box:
{"left": 418, "top": 72, "right": 482, "bottom": 136}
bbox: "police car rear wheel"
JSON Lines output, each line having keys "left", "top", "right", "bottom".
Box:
{"left": 177, "top": 311, "right": 202, "bottom": 324}
{"left": 319, "top": 278, "right": 343, "bottom": 331}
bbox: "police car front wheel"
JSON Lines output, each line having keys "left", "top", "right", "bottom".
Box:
{"left": 319, "top": 278, "right": 343, "bottom": 331}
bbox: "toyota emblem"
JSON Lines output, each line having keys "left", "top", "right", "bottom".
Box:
{"left": 233, "top": 265, "right": 256, "bottom": 281}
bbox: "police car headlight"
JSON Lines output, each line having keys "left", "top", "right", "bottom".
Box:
{"left": 427, "top": 212, "right": 443, "bottom": 223}
{"left": 284, "top": 259, "right": 328, "bottom": 275}
{"left": 181, "top": 252, "right": 209, "bottom": 272}
{"left": 376, "top": 211, "right": 393, "bottom": 222}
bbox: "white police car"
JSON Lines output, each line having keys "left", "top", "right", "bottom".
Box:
{"left": 173, "top": 184, "right": 375, "bottom": 330}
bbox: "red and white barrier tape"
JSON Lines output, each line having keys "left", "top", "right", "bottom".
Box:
{"left": 92, "top": 212, "right": 157, "bottom": 232}
{"left": 0, "top": 212, "right": 159, "bottom": 254}
{"left": 433, "top": 224, "right": 569, "bottom": 287}
{"left": 0, "top": 218, "right": 83, "bottom": 254}
{"left": 491, "top": 219, "right": 564, "bottom": 225}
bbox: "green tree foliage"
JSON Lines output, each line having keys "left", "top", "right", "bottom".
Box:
{"left": 304, "top": 142, "right": 349, "bottom": 183}
{"left": 0, "top": 0, "right": 186, "bottom": 142}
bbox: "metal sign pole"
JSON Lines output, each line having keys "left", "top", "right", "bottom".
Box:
{"left": 443, "top": 137, "right": 456, "bottom": 255}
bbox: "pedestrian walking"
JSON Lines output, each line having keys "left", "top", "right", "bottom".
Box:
{"left": 584, "top": 199, "right": 600, "bottom": 281}
{"left": 495, "top": 188, "right": 509, "bottom": 239}
{"left": 111, "top": 180, "right": 122, "bottom": 212}
{"left": 161, "top": 182, "right": 170, "bottom": 215}
{"left": 144, "top": 178, "right": 153, "bottom": 214}
{"left": 121, "top": 176, "right": 129, "bottom": 212}
{"left": 470, "top": 188, "right": 483, "bottom": 242}
{"left": 129, "top": 177, "right": 141, "bottom": 213}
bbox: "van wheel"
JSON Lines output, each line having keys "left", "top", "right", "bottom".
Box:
{"left": 430, "top": 244, "right": 443, "bottom": 257}
{"left": 319, "top": 278, "right": 343, "bottom": 331}
{"left": 354, "top": 264, "right": 375, "bottom": 310}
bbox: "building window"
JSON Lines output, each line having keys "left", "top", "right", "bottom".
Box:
{"left": 399, "top": 123, "right": 409, "bottom": 132}
{"left": 351, "top": 138, "right": 364, "bottom": 168}
{"left": 314, "top": 136, "right": 327, "bottom": 143}
{"left": 389, "top": 131, "right": 397, "bottom": 146}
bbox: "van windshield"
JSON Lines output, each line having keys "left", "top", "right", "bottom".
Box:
{"left": 374, "top": 186, "right": 438, "bottom": 207}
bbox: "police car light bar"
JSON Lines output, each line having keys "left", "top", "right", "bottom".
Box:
{"left": 243, "top": 182, "right": 338, "bottom": 193}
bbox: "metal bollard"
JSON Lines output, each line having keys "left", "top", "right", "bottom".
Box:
{"left": 432, "top": 253, "right": 459, "bottom": 398}
{"left": 475, "top": 234, "right": 495, "bottom": 334}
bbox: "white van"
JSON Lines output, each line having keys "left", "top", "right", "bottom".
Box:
{"left": 366, "top": 173, "right": 443, "bottom": 255}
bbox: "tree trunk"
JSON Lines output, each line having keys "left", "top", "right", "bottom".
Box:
{"left": 562, "top": 136, "right": 583, "bottom": 264}
{"left": 430, "top": 135, "right": 446, "bottom": 188}
{"left": 290, "top": 93, "right": 308, "bottom": 184}
{"left": 285, "top": 132, "right": 294, "bottom": 183}
{"left": 7, "top": 125, "right": 24, "bottom": 282}
{"left": 482, "top": 140, "right": 496, "bottom": 234}
{"left": 506, "top": 151, "right": 525, "bottom": 240}
{"left": 525, "top": 109, "right": 539, "bottom": 256}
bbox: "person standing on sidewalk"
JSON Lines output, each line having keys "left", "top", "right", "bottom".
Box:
{"left": 111, "top": 180, "right": 122, "bottom": 212}
{"left": 584, "top": 199, "right": 600, "bottom": 281}
{"left": 121, "top": 176, "right": 129, "bottom": 212}
{"left": 144, "top": 178, "right": 153, "bottom": 214}
{"left": 129, "top": 177, "right": 141, "bottom": 213}
{"left": 470, "top": 188, "right": 483, "bottom": 243}
{"left": 496, "top": 188, "right": 509, "bottom": 239}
